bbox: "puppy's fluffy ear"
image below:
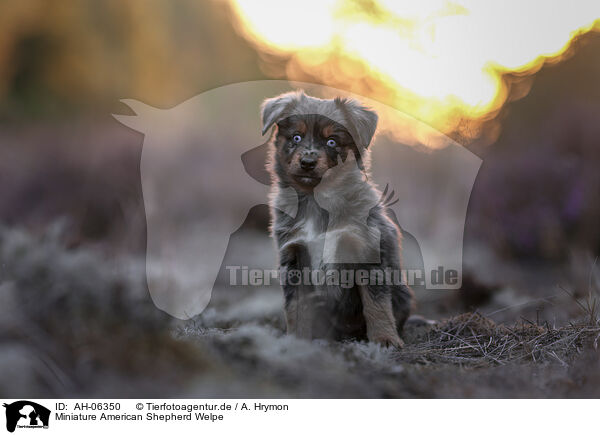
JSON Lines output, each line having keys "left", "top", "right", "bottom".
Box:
{"left": 261, "top": 91, "right": 302, "bottom": 135}
{"left": 336, "top": 98, "right": 378, "bottom": 148}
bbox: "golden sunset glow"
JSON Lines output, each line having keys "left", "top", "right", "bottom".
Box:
{"left": 228, "top": 0, "right": 600, "bottom": 142}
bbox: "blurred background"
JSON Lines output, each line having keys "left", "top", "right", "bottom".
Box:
{"left": 1, "top": 0, "right": 600, "bottom": 397}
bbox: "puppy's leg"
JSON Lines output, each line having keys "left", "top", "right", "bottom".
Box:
{"left": 280, "top": 244, "right": 314, "bottom": 339}
{"left": 284, "top": 292, "right": 298, "bottom": 334}
{"left": 283, "top": 284, "right": 314, "bottom": 339}
{"left": 392, "top": 283, "right": 414, "bottom": 333}
{"left": 358, "top": 286, "right": 404, "bottom": 348}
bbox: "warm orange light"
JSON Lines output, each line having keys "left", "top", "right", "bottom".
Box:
{"left": 228, "top": 0, "right": 600, "bottom": 143}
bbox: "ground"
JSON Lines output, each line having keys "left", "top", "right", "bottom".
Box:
{"left": 1, "top": 225, "right": 599, "bottom": 398}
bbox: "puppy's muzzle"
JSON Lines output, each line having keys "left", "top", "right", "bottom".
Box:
{"left": 300, "top": 156, "right": 317, "bottom": 171}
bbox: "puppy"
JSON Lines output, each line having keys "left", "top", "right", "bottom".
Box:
{"left": 262, "top": 91, "right": 413, "bottom": 347}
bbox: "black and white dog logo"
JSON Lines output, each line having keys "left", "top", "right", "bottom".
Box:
{"left": 3, "top": 401, "right": 50, "bottom": 432}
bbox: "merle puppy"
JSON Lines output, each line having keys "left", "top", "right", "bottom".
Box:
{"left": 262, "top": 91, "right": 413, "bottom": 347}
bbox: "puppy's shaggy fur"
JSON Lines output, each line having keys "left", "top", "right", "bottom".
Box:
{"left": 263, "top": 91, "right": 413, "bottom": 347}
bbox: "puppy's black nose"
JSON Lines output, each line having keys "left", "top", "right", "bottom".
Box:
{"left": 300, "top": 156, "right": 317, "bottom": 170}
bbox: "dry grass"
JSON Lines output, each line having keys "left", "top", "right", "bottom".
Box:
{"left": 399, "top": 259, "right": 600, "bottom": 369}
{"left": 401, "top": 312, "right": 600, "bottom": 368}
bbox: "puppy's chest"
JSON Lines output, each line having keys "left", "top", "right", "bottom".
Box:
{"left": 288, "top": 206, "right": 328, "bottom": 246}
{"left": 282, "top": 201, "right": 366, "bottom": 266}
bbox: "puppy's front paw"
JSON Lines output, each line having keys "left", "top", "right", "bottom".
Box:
{"left": 370, "top": 333, "right": 404, "bottom": 349}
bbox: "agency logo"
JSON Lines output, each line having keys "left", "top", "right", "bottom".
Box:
{"left": 3, "top": 401, "right": 50, "bottom": 433}
{"left": 113, "top": 80, "right": 481, "bottom": 319}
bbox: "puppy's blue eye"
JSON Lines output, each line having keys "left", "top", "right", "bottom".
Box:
{"left": 326, "top": 138, "right": 337, "bottom": 147}
{"left": 292, "top": 135, "right": 302, "bottom": 143}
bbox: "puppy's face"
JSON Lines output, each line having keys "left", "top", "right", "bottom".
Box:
{"left": 274, "top": 114, "right": 358, "bottom": 191}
